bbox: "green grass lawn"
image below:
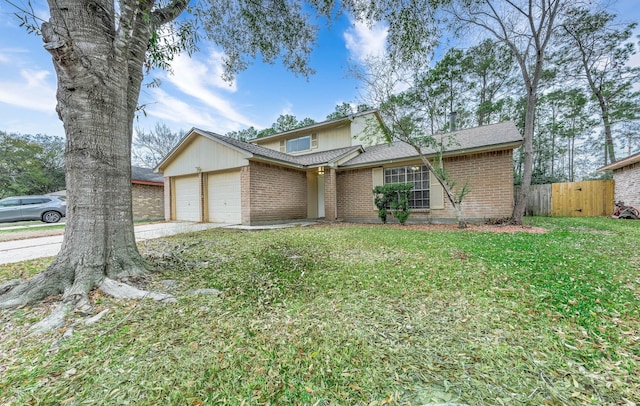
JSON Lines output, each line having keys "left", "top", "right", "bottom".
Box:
{"left": 1, "top": 217, "right": 638, "bottom": 405}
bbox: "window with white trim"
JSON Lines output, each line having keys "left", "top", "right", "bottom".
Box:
{"left": 286, "top": 135, "right": 311, "bottom": 153}
{"left": 384, "top": 165, "right": 430, "bottom": 209}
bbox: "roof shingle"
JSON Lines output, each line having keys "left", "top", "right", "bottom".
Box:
{"left": 132, "top": 166, "right": 164, "bottom": 183}
{"left": 188, "top": 121, "right": 521, "bottom": 170}
{"left": 341, "top": 121, "right": 522, "bottom": 167}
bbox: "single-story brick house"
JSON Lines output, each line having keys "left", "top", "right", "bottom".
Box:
{"left": 131, "top": 166, "right": 165, "bottom": 220}
{"left": 156, "top": 112, "right": 522, "bottom": 225}
{"left": 597, "top": 151, "right": 640, "bottom": 209}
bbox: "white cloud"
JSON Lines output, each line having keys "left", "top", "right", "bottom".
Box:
{"left": 143, "top": 88, "right": 250, "bottom": 134}
{"left": 0, "top": 68, "right": 56, "bottom": 111}
{"left": 279, "top": 102, "right": 294, "bottom": 116}
{"left": 0, "top": 47, "right": 30, "bottom": 64}
{"left": 159, "top": 49, "right": 259, "bottom": 129}
{"left": 343, "top": 20, "right": 388, "bottom": 63}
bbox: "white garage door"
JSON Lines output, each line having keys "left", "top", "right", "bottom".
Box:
{"left": 174, "top": 175, "right": 200, "bottom": 221}
{"left": 207, "top": 171, "right": 241, "bottom": 223}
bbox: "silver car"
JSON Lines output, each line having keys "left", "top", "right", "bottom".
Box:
{"left": 0, "top": 195, "right": 67, "bottom": 223}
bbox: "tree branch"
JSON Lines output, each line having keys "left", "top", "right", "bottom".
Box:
{"left": 151, "top": 0, "right": 189, "bottom": 27}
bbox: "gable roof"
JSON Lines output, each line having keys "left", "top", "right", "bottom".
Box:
{"left": 597, "top": 151, "right": 640, "bottom": 172}
{"left": 341, "top": 121, "right": 523, "bottom": 167}
{"left": 156, "top": 128, "right": 364, "bottom": 172}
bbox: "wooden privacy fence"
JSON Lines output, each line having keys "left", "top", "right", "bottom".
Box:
{"left": 517, "top": 180, "right": 615, "bottom": 217}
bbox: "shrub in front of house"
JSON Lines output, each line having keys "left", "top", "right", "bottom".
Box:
{"left": 373, "top": 183, "right": 413, "bottom": 225}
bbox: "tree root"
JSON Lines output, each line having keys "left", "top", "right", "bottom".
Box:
{"left": 98, "top": 278, "right": 176, "bottom": 303}
{"left": 30, "top": 303, "right": 72, "bottom": 334}
{"left": 2, "top": 276, "right": 176, "bottom": 334}
{"left": 0, "top": 273, "right": 62, "bottom": 310}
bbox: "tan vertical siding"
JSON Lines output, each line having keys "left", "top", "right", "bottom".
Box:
{"left": 163, "top": 136, "right": 248, "bottom": 177}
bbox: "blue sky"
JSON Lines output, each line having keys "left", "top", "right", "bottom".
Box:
{"left": 0, "top": 1, "right": 638, "bottom": 138}
{"left": 0, "top": 4, "right": 387, "bottom": 137}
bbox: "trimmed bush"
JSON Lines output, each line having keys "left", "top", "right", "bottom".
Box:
{"left": 373, "top": 183, "right": 413, "bottom": 225}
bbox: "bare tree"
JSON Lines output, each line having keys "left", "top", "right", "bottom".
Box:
{"left": 451, "top": 0, "right": 565, "bottom": 224}
{"left": 132, "top": 123, "right": 184, "bottom": 168}
{"left": 559, "top": 7, "right": 640, "bottom": 165}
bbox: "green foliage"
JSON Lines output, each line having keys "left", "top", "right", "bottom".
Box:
{"left": 372, "top": 186, "right": 392, "bottom": 224}
{"left": 373, "top": 183, "right": 413, "bottom": 225}
{"left": 389, "top": 184, "right": 412, "bottom": 225}
{"left": 225, "top": 126, "right": 259, "bottom": 141}
{"left": 463, "top": 39, "right": 517, "bottom": 126}
{"left": 0, "top": 131, "right": 65, "bottom": 198}
{"left": 229, "top": 114, "right": 316, "bottom": 140}
{"left": 325, "top": 102, "right": 372, "bottom": 120}
{"left": 146, "top": 18, "right": 199, "bottom": 73}
{"left": 271, "top": 114, "right": 314, "bottom": 133}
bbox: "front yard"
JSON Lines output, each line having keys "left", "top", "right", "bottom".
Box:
{"left": 1, "top": 218, "right": 638, "bottom": 404}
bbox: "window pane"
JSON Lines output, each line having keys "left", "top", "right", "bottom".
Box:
{"left": 286, "top": 135, "right": 311, "bottom": 152}
{"left": 0, "top": 199, "right": 20, "bottom": 207}
{"left": 383, "top": 164, "right": 431, "bottom": 209}
{"left": 22, "top": 198, "right": 47, "bottom": 205}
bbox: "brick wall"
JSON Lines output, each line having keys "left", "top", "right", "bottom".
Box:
{"left": 324, "top": 168, "right": 337, "bottom": 220}
{"left": 336, "top": 149, "right": 515, "bottom": 223}
{"left": 132, "top": 183, "right": 164, "bottom": 220}
{"left": 240, "top": 166, "right": 251, "bottom": 224}
{"left": 246, "top": 161, "right": 307, "bottom": 224}
{"left": 433, "top": 150, "right": 514, "bottom": 221}
{"left": 337, "top": 169, "right": 375, "bottom": 219}
{"left": 614, "top": 162, "right": 640, "bottom": 208}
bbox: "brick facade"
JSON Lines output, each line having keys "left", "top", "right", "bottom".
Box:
{"left": 132, "top": 183, "right": 164, "bottom": 220}
{"left": 336, "top": 150, "right": 515, "bottom": 223}
{"left": 240, "top": 166, "right": 251, "bottom": 224}
{"left": 613, "top": 161, "right": 640, "bottom": 209}
{"left": 337, "top": 169, "right": 375, "bottom": 219}
{"left": 324, "top": 168, "right": 337, "bottom": 220}
{"left": 245, "top": 161, "right": 307, "bottom": 224}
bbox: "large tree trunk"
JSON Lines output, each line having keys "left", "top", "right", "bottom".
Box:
{"left": 0, "top": 0, "right": 154, "bottom": 309}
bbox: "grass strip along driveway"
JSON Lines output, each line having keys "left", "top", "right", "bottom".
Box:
{"left": 0, "top": 217, "right": 638, "bottom": 404}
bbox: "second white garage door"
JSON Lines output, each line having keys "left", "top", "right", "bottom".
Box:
{"left": 207, "top": 171, "right": 241, "bottom": 223}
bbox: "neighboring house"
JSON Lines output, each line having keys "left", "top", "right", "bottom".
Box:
{"left": 156, "top": 111, "right": 523, "bottom": 225}
{"left": 131, "top": 166, "right": 165, "bottom": 220}
{"left": 52, "top": 167, "right": 165, "bottom": 220}
{"left": 597, "top": 151, "right": 640, "bottom": 209}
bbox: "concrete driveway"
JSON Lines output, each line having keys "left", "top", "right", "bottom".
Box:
{"left": 0, "top": 222, "right": 229, "bottom": 265}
